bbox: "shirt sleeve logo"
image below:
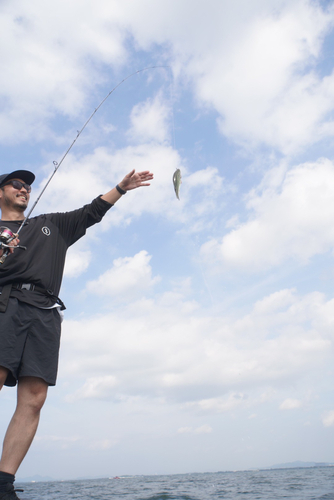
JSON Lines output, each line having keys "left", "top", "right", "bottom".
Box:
{"left": 41, "top": 226, "right": 51, "bottom": 236}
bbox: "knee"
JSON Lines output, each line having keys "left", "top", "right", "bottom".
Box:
{"left": 17, "top": 378, "right": 48, "bottom": 414}
{"left": 28, "top": 389, "right": 48, "bottom": 414}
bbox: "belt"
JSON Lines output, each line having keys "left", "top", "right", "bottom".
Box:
{"left": 0, "top": 283, "right": 66, "bottom": 311}
{"left": 0, "top": 283, "right": 39, "bottom": 292}
{"left": 12, "top": 283, "right": 37, "bottom": 291}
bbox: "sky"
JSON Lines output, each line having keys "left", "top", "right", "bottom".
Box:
{"left": 1, "top": 0, "right": 334, "bottom": 480}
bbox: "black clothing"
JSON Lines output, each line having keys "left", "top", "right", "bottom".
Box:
{"left": 0, "top": 484, "right": 23, "bottom": 500}
{"left": 0, "top": 196, "right": 112, "bottom": 386}
{"left": 0, "top": 470, "right": 20, "bottom": 500}
{"left": 0, "top": 298, "right": 61, "bottom": 386}
{"left": 0, "top": 472, "right": 14, "bottom": 491}
{"left": 0, "top": 196, "right": 112, "bottom": 308}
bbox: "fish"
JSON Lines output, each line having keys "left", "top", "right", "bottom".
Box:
{"left": 173, "top": 168, "right": 182, "bottom": 200}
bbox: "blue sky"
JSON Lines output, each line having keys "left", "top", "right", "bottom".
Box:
{"left": 1, "top": 0, "right": 334, "bottom": 480}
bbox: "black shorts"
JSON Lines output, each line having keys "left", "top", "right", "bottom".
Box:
{"left": 0, "top": 298, "right": 61, "bottom": 387}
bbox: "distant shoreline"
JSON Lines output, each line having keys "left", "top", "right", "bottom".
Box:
{"left": 16, "top": 463, "right": 334, "bottom": 484}
{"left": 260, "top": 461, "right": 334, "bottom": 470}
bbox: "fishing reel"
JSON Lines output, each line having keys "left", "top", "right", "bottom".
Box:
{"left": 0, "top": 227, "right": 26, "bottom": 264}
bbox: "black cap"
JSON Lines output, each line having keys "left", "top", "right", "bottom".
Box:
{"left": 0, "top": 170, "right": 35, "bottom": 188}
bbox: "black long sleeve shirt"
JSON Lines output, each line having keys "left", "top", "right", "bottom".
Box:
{"left": 0, "top": 196, "right": 112, "bottom": 308}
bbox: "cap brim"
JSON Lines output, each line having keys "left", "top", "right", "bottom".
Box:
{"left": 0, "top": 170, "right": 35, "bottom": 187}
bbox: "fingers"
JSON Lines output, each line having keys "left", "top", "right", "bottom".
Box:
{"left": 125, "top": 169, "right": 136, "bottom": 178}
{"left": 127, "top": 169, "right": 153, "bottom": 178}
{"left": 137, "top": 172, "right": 154, "bottom": 181}
{"left": 119, "top": 170, "right": 153, "bottom": 192}
{"left": 9, "top": 237, "right": 20, "bottom": 254}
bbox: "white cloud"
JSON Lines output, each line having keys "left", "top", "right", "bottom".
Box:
{"left": 35, "top": 435, "right": 81, "bottom": 443}
{"left": 177, "top": 427, "right": 192, "bottom": 434}
{"left": 60, "top": 287, "right": 334, "bottom": 405}
{"left": 122, "top": 0, "right": 334, "bottom": 154}
{"left": 212, "top": 6, "right": 334, "bottom": 154}
{"left": 177, "top": 425, "right": 212, "bottom": 434}
{"left": 279, "top": 398, "right": 303, "bottom": 410}
{"left": 127, "top": 93, "right": 171, "bottom": 143}
{"left": 64, "top": 248, "right": 92, "bottom": 278}
{"left": 2, "top": 0, "right": 334, "bottom": 156}
{"left": 34, "top": 434, "right": 82, "bottom": 451}
{"left": 0, "top": 0, "right": 127, "bottom": 142}
{"left": 186, "top": 394, "right": 248, "bottom": 414}
{"left": 67, "top": 375, "right": 118, "bottom": 401}
{"left": 88, "top": 439, "right": 118, "bottom": 451}
{"left": 85, "top": 250, "right": 160, "bottom": 300}
{"left": 322, "top": 410, "right": 334, "bottom": 427}
{"left": 201, "top": 158, "right": 334, "bottom": 271}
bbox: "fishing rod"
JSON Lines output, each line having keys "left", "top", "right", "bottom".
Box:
{"left": 0, "top": 65, "right": 171, "bottom": 264}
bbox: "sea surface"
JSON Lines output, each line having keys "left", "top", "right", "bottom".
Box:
{"left": 17, "top": 467, "right": 334, "bottom": 500}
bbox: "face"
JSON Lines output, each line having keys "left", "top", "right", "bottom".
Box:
{"left": 0, "top": 178, "right": 30, "bottom": 212}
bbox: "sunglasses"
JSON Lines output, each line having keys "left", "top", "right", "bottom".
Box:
{"left": 2, "top": 180, "right": 32, "bottom": 193}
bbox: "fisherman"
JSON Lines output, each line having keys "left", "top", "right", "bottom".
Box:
{"left": 0, "top": 168, "right": 153, "bottom": 499}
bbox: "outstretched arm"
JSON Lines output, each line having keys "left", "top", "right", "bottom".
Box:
{"left": 101, "top": 169, "right": 153, "bottom": 205}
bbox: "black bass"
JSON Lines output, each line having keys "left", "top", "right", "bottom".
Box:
{"left": 173, "top": 168, "right": 182, "bottom": 200}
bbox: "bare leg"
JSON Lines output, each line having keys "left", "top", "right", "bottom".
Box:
{"left": 0, "top": 377, "right": 48, "bottom": 475}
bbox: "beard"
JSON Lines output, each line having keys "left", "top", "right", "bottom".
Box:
{"left": 13, "top": 201, "right": 28, "bottom": 211}
{"left": 3, "top": 193, "right": 28, "bottom": 212}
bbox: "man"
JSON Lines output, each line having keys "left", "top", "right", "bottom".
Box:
{"left": 0, "top": 168, "right": 153, "bottom": 499}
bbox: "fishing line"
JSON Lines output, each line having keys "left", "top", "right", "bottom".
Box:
{"left": 169, "top": 69, "right": 177, "bottom": 152}
{"left": 169, "top": 70, "right": 182, "bottom": 201}
{"left": 0, "top": 65, "right": 172, "bottom": 263}
{"left": 19, "top": 65, "right": 171, "bottom": 234}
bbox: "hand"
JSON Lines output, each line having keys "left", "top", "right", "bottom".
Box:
{"left": 9, "top": 236, "right": 20, "bottom": 254}
{"left": 0, "top": 235, "right": 19, "bottom": 257}
{"left": 118, "top": 169, "right": 153, "bottom": 192}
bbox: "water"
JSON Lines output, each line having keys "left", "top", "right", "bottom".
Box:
{"left": 17, "top": 467, "right": 334, "bottom": 500}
